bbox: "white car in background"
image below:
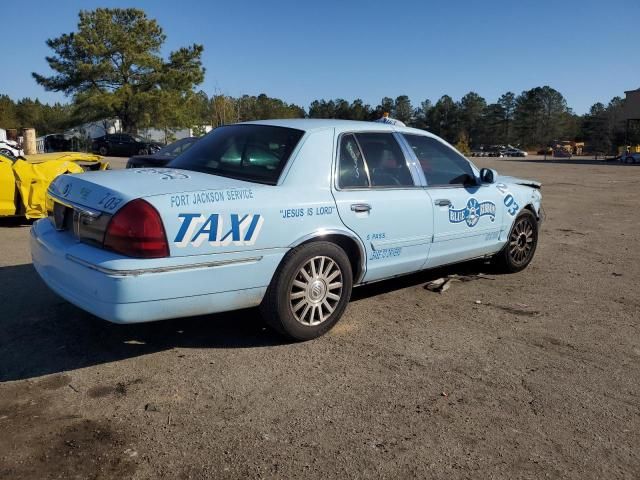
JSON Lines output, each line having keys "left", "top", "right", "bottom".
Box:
{"left": 503, "top": 147, "right": 528, "bottom": 157}
{"left": 0, "top": 139, "right": 24, "bottom": 158}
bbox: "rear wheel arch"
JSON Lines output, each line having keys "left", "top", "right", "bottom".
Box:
{"left": 287, "top": 232, "right": 365, "bottom": 283}
{"left": 261, "top": 240, "right": 355, "bottom": 340}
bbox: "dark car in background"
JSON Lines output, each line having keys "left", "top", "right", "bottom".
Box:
{"left": 126, "top": 137, "right": 199, "bottom": 168}
{"left": 91, "top": 133, "right": 162, "bottom": 157}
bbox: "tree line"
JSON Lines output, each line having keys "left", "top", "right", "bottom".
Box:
{"left": 0, "top": 7, "right": 633, "bottom": 153}
{"left": 1, "top": 88, "right": 630, "bottom": 153}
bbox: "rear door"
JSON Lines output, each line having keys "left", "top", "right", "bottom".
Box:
{"left": 401, "top": 134, "right": 504, "bottom": 268}
{"left": 332, "top": 132, "right": 433, "bottom": 282}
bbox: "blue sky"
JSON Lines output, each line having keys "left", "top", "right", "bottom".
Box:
{"left": 1, "top": 0, "right": 638, "bottom": 114}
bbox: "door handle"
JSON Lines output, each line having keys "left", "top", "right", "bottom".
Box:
{"left": 351, "top": 203, "right": 372, "bottom": 213}
{"left": 435, "top": 199, "right": 451, "bottom": 207}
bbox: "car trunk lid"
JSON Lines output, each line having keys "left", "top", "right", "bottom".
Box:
{"left": 48, "top": 168, "right": 263, "bottom": 214}
{"left": 46, "top": 168, "right": 269, "bottom": 257}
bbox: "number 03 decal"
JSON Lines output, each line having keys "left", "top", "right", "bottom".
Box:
{"left": 496, "top": 183, "right": 519, "bottom": 216}
{"left": 98, "top": 192, "right": 124, "bottom": 211}
{"left": 504, "top": 194, "right": 519, "bottom": 215}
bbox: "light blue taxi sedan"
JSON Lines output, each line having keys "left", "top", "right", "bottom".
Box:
{"left": 31, "top": 119, "right": 542, "bottom": 340}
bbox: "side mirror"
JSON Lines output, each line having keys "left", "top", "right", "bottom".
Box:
{"left": 480, "top": 168, "right": 497, "bottom": 184}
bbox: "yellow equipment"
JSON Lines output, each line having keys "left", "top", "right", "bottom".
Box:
{"left": 0, "top": 152, "right": 109, "bottom": 218}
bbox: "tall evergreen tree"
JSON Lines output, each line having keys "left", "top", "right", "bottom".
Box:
{"left": 33, "top": 8, "right": 205, "bottom": 132}
{"left": 428, "top": 95, "right": 459, "bottom": 143}
{"left": 457, "top": 92, "right": 487, "bottom": 146}
{"left": 394, "top": 95, "right": 413, "bottom": 124}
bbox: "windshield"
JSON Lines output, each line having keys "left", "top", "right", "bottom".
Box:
{"left": 157, "top": 137, "right": 197, "bottom": 157}
{"left": 168, "top": 125, "right": 304, "bottom": 185}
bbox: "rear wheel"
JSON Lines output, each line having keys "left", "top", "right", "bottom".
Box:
{"left": 98, "top": 146, "right": 108, "bottom": 156}
{"left": 493, "top": 210, "right": 538, "bottom": 273}
{"left": 260, "top": 242, "right": 353, "bottom": 341}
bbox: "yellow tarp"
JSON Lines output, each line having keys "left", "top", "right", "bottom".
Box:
{"left": 12, "top": 159, "right": 84, "bottom": 218}
{"left": 2, "top": 152, "right": 109, "bottom": 219}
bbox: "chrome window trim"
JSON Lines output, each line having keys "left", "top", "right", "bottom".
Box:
{"left": 394, "top": 132, "right": 427, "bottom": 186}
{"left": 66, "top": 254, "right": 263, "bottom": 277}
{"left": 333, "top": 131, "right": 421, "bottom": 192}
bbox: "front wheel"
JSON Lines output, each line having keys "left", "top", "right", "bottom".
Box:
{"left": 493, "top": 210, "right": 538, "bottom": 273}
{"left": 98, "top": 146, "right": 108, "bottom": 156}
{"left": 260, "top": 242, "right": 353, "bottom": 341}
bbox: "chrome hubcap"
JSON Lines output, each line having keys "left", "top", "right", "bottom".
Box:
{"left": 509, "top": 218, "right": 534, "bottom": 265}
{"left": 290, "top": 256, "right": 343, "bottom": 326}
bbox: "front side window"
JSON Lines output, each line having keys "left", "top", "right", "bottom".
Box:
{"left": 403, "top": 134, "right": 475, "bottom": 186}
{"left": 169, "top": 125, "right": 304, "bottom": 185}
{"left": 338, "top": 132, "right": 414, "bottom": 188}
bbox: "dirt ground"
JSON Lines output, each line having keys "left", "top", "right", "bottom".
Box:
{"left": 0, "top": 156, "right": 638, "bottom": 479}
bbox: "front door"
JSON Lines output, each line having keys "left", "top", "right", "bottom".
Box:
{"left": 399, "top": 133, "right": 504, "bottom": 268}
{"left": 332, "top": 132, "right": 433, "bottom": 282}
{"left": 118, "top": 134, "right": 134, "bottom": 156}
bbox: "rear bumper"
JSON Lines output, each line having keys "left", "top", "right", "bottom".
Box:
{"left": 30, "top": 219, "right": 285, "bottom": 323}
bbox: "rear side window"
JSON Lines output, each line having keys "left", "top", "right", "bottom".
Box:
{"left": 402, "top": 134, "right": 475, "bottom": 186}
{"left": 169, "top": 125, "right": 304, "bottom": 185}
{"left": 338, "top": 134, "right": 369, "bottom": 188}
{"left": 338, "top": 132, "right": 414, "bottom": 188}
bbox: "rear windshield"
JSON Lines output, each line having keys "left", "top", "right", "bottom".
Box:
{"left": 168, "top": 124, "right": 304, "bottom": 185}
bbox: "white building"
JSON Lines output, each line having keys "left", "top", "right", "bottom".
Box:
{"left": 64, "top": 119, "right": 212, "bottom": 144}
{"left": 138, "top": 126, "right": 213, "bottom": 143}
{"left": 65, "top": 119, "right": 122, "bottom": 139}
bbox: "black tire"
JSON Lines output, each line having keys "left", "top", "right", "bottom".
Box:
{"left": 0, "top": 148, "right": 15, "bottom": 158}
{"left": 493, "top": 209, "right": 538, "bottom": 273}
{"left": 98, "top": 146, "right": 108, "bottom": 156}
{"left": 260, "top": 241, "right": 353, "bottom": 341}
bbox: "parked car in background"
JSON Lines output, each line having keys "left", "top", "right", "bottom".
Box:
{"left": 621, "top": 153, "right": 640, "bottom": 164}
{"left": 32, "top": 119, "right": 543, "bottom": 340}
{"left": 0, "top": 152, "right": 109, "bottom": 218}
{"left": 503, "top": 147, "right": 528, "bottom": 157}
{"left": 0, "top": 139, "right": 23, "bottom": 158}
{"left": 126, "top": 137, "right": 199, "bottom": 168}
{"left": 41, "top": 134, "right": 85, "bottom": 153}
{"left": 552, "top": 149, "right": 572, "bottom": 158}
{"left": 486, "top": 147, "right": 504, "bottom": 157}
{"left": 91, "top": 133, "right": 162, "bottom": 157}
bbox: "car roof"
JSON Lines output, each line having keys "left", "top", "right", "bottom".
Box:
{"left": 241, "top": 118, "right": 435, "bottom": 137}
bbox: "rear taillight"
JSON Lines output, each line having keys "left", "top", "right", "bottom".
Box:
{"left": 104, "top": 199, "right": 169, "bottom": 258}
